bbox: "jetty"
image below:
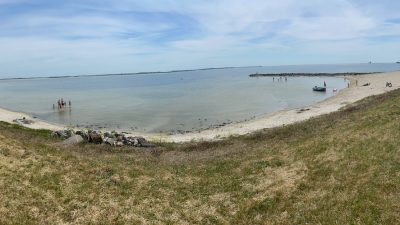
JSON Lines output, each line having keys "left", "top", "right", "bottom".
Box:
{"left": 249, "top": 72, "right": 378, "bottom": 77}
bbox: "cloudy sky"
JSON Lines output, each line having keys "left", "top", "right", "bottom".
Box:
{"left": 0, "top": 0, "right": 399, "bottom": 77}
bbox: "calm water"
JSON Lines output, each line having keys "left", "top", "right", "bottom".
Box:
{"left": 0, "top": 63, "right": 399, "bottom": 133}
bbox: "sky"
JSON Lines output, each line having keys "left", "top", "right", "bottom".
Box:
{"left": 0, "top": 0, "right": 399, "bottom": 78}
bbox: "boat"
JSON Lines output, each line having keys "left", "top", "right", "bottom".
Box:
{"left": 313, "top": 86, "right": 326, "bottom": 92}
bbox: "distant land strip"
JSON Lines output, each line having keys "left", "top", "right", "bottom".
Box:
{"left": 0, "top": 66, "right": 262, "bottom": 81}
{"left": 249, "top": 72, "right": 380, "bottom": 77}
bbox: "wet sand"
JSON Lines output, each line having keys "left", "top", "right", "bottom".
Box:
{"left": 1, "top": 71, "right": 399, "bottom": 142}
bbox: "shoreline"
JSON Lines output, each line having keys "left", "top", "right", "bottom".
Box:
{"left": 1, "top": 71, "right": 399, "bottom": 142}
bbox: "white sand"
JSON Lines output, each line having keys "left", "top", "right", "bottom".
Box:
{"left": 0, "top": 107, "right": 64, "bottom": 131}
{"left": 1, "top": 71, "right": 399, "bottom": 142}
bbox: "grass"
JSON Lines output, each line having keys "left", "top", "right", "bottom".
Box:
{"left": 1, "top": 89, "right": 400, "bottom": 224}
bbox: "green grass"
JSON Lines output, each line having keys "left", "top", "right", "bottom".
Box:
{"left": 1, "top": 89, "right": 400, "bottom": 224}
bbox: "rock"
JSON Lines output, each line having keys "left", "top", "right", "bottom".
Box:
{"left": 132, "top": 138, "right": 139, "bottom": 146}
{"left": 60, "top": 135, "right": 84, "bottom": 145}
{"left": 88, "top": 131, "right": 103, "bottom": 144}
{"left": 51, "top": 130, "right": 74, "bottom": 139}
{"left": 75, "top": 130, "right": 89, "bottom": 142}
{"left": 116, "top": 135, "right": 124, "bottom": 142}
{"left": 140, "top": 142, "right": 155, "bottom": 148}
{"left": 52, "top": 130, "right": 70, "bottom": 139}
{"left": 51, "top": 131, "right": 60, "bottom": 138}
{"left": 105, "top": 138, "right": 116, "bottom": 146}
{"left": 134, "top": 136, "right": 154, "bottom": 148}
{"left": 65, "top": 130, "right": 74, "bottom": 138}
{"left": 13, "top": 118, "right": 34, "bottom": 125}
{"left": 55, "top": 129, "right": 154, "bottom": 148}
{"left": 104, "top": 132, "right": 115, "bottom": 138}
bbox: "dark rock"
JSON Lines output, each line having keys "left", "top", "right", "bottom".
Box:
{"left": 88, "top": 131, "right": 103, "bottom": 144}
{"left": 65, "top": 130, "right": 74, "bottom": 138}
{"left": 134, "top": 136, "right": 154, "bottom": 148}
{"left": 140, "top": 142, "right": 155, "bottom": 148}
{"left": 362, "top": 83, "right": 371, "bottom": 87}
{"left": 60, "top": 135, "right": 84, "bottom": 145}
{"left": 122, "top": 137, "right": 134, "bottom": 146}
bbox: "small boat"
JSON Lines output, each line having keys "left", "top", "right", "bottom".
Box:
{"left": 313, "top": 86, "right": 326, "bottom": 92}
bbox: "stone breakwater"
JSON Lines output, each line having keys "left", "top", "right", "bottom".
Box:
{"left": 52, "top": 130, "right": 155, "bottom": 148}
{"left": 248, "top": 72, "right": 378, "bottom": 77}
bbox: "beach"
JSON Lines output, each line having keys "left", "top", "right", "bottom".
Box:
{"left": 1, "top": 71, "right": 399, "bottom": 142}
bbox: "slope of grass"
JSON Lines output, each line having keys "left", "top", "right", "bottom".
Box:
{"left": 1, "top": 89, "right": 400, "bottom": 224}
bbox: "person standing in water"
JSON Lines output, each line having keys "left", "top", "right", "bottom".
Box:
{"left": 324, "top": 81, "right": 326, "bottom": 87}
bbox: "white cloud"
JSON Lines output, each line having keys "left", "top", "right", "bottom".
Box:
{"left": 0, "top": 0, "right": 399, "bottom": 77}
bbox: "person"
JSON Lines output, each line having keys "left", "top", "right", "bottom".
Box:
{"left": 273, "top": 77, "right": 275, "bottom": 82}
{"left": 57, "top": 99, "right": 61, "bottom": 109}
{"left": 69, "top": 100, "right": 71, "bottom": 107}
{"left": 324, "top": 81, "right": 326, "bottom": 87}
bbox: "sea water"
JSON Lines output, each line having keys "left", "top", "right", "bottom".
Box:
{"left": 0, "top": 63, "right": 399, "bottom": 133}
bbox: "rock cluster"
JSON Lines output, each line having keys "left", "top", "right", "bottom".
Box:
{"left": 52, "top": 130, "right": 154, "bottom": 147}
{"left": 13, "top": 117, "right": 34, "bottom": 125}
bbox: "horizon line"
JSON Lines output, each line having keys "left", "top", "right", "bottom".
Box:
{"left": 0, "top": 62, "right": 398, "bottom": 81}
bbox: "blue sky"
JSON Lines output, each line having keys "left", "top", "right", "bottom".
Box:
{"left": 0, "top": 0, "right": 399, "bottom": 77}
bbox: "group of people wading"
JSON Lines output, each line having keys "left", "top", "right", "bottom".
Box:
{"left": 53, "top": 98, "right": 71, "bottom": 110}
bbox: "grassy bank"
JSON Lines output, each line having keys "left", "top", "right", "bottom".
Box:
{"left": 1, "top": 89, "right": 400, "bottom": 224}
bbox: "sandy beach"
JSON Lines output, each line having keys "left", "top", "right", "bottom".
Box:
{"left": 1, "top": 71, "right": 399, "bottom": 142}
{"left": 0, "top": 107, "right": 64, "bottom": 131}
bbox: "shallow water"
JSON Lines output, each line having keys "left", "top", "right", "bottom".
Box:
{"left": 0, "top": 63, "right": 399, "bottom": 133}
